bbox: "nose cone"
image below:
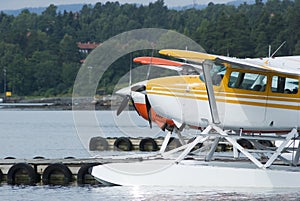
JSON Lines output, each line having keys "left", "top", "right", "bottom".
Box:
{"left": 115, "top": 80, "right": 148, "bottom": 96}
{"left": 115, "top": 85, "right": 131, "bottom": 96}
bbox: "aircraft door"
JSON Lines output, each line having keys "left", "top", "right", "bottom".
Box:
{"left": 223, "top": 70, "right": 268, "bottom": 129}
{"left": 266, "top": 75, "right": 299, "bottom": 131}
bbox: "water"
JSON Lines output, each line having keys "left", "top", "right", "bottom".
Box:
{"left": 1, "top": 185, "right": 300, "bottom": 201}
{"left": 0, "top": 109, "right": 300, "bottom": 200}
{"left": 0, "top": 109, "right": 165, "bottom": 158}
{"left": 0, "top": 110, "right": 88, "bottom": 158}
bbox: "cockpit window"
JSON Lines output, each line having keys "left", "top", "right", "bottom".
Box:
{"left": 228, "top": 71, "right": 267, "bottom": 91}
{"left": 271, "top": 76, "right": 298, "bottom": 94}
{"left": 199, "top": 63, "right": 226, "bottom": 86}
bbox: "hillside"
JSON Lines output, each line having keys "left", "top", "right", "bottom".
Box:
{"left": 1, "top": 0, "right": 262, "bottom": 15}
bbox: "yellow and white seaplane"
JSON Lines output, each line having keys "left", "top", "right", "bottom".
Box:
{"left": 92, "top": 49, "right": 300, "bottom": 188}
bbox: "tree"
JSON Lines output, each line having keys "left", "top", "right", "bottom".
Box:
{"left": 7, "top": 54, "right": 27, "bottom": 95}
{"left": 23, "top": 30, "right": 47, "bottom": 57}
{"left": 28, "top": 51, "right": 61, "bottom": 95}
{"left": 59, "top": 34, "right": 80, "bottom": 63}
{"left": 0, "top": 42, "right": 23, "bottom": 94}
{"left": 294, "top": 40, "right": 300, "bottom": 55}
{"left": 0, "top": 13, "right": 14, "bottom": 43}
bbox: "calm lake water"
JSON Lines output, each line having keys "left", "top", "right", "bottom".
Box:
{"left": 1, "top": 109, "right": 300, "bottom": 200}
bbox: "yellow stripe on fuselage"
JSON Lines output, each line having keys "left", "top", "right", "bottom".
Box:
{"left": 147, "top": 75, "right": 300, "bottom": 111}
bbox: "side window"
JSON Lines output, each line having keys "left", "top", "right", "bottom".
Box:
{"left": 228, "top": 71, "right": 266, "bottom": 91}
{"left": 271, "top": 76, "right": 298, "bottom": 94}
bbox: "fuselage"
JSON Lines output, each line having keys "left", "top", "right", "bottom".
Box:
{"left": 146, "top": 64, "right": 300, "bottom": 132}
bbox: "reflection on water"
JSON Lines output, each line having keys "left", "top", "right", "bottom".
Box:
{"left": 1, "top": 185, "right": 300, "bottom": 201}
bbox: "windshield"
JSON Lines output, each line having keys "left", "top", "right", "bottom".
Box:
{"left": 199, "top": 63, "right": 226, "bottom": 86}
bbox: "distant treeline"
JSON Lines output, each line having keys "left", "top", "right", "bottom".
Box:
{"left": 0, "top": 0, "right": 300, "bottom": 96}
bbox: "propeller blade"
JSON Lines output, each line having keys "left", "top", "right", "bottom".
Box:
{"left": 131, "top": 85, "right": 146, "bottom": 92}
{"left": 116, "top": 95, "right": 130, "bottom": 116}
{"left": 145, "top": 95, "right": 152, "bottom": 128}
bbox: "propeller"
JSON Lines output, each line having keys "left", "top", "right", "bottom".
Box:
{"left": 145, "top": 94, "right": 152, "bottom": 128}
{"left": 119, "top": 84, "right": 152, "bottom": 128}
{"left": 131, "top": 84, "right": 152, "bottom": 128}
{"left": 116, "top": 83, "right": 146, "bottom": 116}
{"left": 116, "top": 94, "right": 141, "bottom": 116}
{"left": 116, "top": 95, "right": 130, "bottom": 116}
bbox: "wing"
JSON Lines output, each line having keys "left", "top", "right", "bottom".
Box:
{"left": 133, "top": 57, "right": 183, "bottom": 66}
{"left": 216, "top": 56, "right": 300, "bottom": 76}
{"left": 243, "top": 56, "right": 300, "bottom": 76}
{"left": 133, "top": 56, "right": 183, "bottom": 72}
{"left": 134, "top": 56, "right": 202, "bottom": 73}
{"left": 159, "top": 49, "right": 216, "bottom": 63}
{"left": 159, "top": 49, "right": 300, "bottom": 76}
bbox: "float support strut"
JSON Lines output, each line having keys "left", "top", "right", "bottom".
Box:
{"left": 264, "top": 128, "right": 298, "bottom": 168}
{"left": 159, "top": 131, "right": 172, "bottom": 154}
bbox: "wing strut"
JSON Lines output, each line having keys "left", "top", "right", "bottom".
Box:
{"left": 202, "top": 60, "right": 220, "bottom": 124}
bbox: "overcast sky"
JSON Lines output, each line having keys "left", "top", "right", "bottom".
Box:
{"left": 0, "top": 0, "right": 231, "bottom": 10}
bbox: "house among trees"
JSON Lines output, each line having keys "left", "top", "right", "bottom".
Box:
{"left": 77, "top": 42, "right": 101, "bottom": 63}
{"left": 77, "top": 42, "right": 101, "bottom": 54}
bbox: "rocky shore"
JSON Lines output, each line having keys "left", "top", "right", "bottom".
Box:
{"left": 2, "top": 95, "right": 123, "bottom": 110}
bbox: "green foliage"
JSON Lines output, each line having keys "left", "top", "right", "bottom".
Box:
{"left": 0, "top": 0, "right": 299, "bottom": 97}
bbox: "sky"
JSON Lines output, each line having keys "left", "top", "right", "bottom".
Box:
{"left": 0, "top": 0, "right": 232, "bottom": 10}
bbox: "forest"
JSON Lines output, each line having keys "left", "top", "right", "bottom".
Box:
{"left": 1, "top": 0, "right": 300, "bottom": 97}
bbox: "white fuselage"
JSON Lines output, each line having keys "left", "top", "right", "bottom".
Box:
{"left": 146, "top": 68, "right": 300, "bottom": 132}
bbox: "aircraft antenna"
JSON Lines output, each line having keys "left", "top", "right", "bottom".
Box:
{"left": 146, "top": 44, "right": 155, "bottom": 80}
{"left": 270, "top": 41, "right": 286, "bottom": 58}
{"left": 193, "top": 0, "right": 197, "bottom": 8}
{"left": 129, "top": 53, "right": 132, "bottom": 86}
{"left": 268, "top": 45, "right": 271, "bottom": 58}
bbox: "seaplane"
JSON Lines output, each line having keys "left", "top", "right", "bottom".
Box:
{"left": 92, "top": 49, "right": 300, "bottom": 188}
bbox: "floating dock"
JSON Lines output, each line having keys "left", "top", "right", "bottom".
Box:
{"left": 0, "top": 136, "right": 256, "bottom": 186}
{"left": 0, "top": 137, "right": 185, "bottom": 186}
{"left": 0, "top": 157, "right": 144, "bottom": 186}
{"left": 0, "top": 137, "right": 194, "bottom": 186}
{"left": 88, "top": 136, "right": 229, "bottom": 151}
{"left": 90, "top": 136, "right": 182, "bottom": 151}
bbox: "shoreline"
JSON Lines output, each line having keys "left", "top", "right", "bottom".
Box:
{"left": 0, "top": 96, "right": 133, "bottom": 111}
